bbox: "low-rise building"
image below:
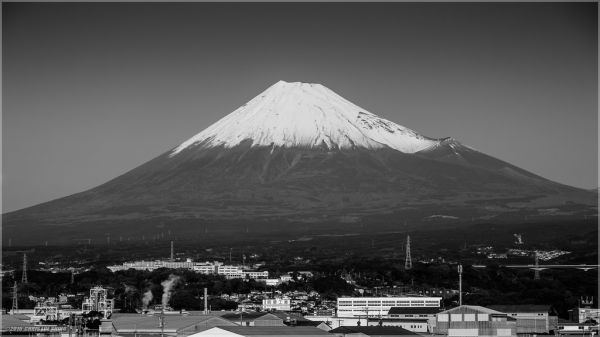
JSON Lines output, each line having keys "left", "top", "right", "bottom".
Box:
{"left": 555, "top": 322, "right": 599, "bottom": 336}
{"left": 111, "top": 313, "right": 236, "bottom": 336}
{"left": 434, "top": 305, "right": 517, "bottom": 337}
{"left": 488, "top": 304, "right": 558, "bottom": 335}
{"left": 263, "top": 298, "right": 291, "bottom": 311}
{"left": 382, "top": 306, "right": 442, "bottom": 332}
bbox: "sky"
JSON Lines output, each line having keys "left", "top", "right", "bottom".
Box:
{"left": 2, "top": 2, "right": 598, "bottom": 213}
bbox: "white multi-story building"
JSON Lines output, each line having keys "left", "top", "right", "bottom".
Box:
{"left": 337, "top": 297, "right": 442, "bottom": 318}
{"left": 217, "top": 265, "right": 244, "bottom": 278}
{"left": 244, "top": 271, "right": 269, "bottom": 279}
{"left": 263, "top": 298, "right": 291, "bottom": 311}
{"left": 193, "top": 262, "right": 218, "bottom": 274}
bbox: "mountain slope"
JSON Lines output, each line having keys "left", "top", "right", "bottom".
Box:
{"left": 3, "top": 81, "right": 596, "bottom": 245}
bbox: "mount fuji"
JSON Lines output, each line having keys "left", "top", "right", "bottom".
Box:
{"left": 3, "top": 81, "right": 596, "bottom": 245}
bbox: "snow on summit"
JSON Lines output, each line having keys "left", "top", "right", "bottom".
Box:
{"left": 170, "top": 81, "right": 441, "bottom": 155}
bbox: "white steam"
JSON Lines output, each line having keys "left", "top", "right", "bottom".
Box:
{"left": 161, "top": 274, "right": 180, "bottom": 309}
{"left": 142, "top": 290, "right": 153, "bottom": 309}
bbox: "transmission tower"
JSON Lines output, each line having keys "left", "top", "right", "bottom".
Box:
{"left": 21, "top": 253, "right": 28, "bottom": 284}
{"left": 534, "top": 252, "right": 540, "bottom": 280}
{"left": 12, "top": 282, "right": 18, "bottom": 313}
{"left": 71, "top": 270, "right": 75, "bottom": 284}
{"left": 405, "top": 235, "right": 412, "bottom": 270}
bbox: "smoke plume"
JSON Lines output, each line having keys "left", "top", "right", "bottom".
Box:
{"left": 142, "top": 290, "right": 153, "bottom": 309}
{"left": 161, "top": 274, "right": 180, "bottom": 309}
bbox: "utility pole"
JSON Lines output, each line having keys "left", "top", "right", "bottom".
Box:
{"left": 458, "top": 265, "right": 463, "bottom": 306}
{"left": 405, "top": 235, "right": 412, "bottom": 270}
{"left": 534, "top": 252, "right": 540, "bottom": 280}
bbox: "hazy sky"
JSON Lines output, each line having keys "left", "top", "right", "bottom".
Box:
{"left": 3, "top": 2, "right": 598, "bottom": 212}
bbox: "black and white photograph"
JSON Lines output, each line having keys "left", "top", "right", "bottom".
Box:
{"left": 1, "top": 1, "right": 598, "bottom": 336}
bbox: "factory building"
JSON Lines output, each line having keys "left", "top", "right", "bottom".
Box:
{"left": 488, "top": 304, "right": 558, "bottom": 335}
{"left": 336, "top": 297, "right": 442, "bottom": 318}
{"left": 434, "top": 305, "right": 517, "bottom": 337}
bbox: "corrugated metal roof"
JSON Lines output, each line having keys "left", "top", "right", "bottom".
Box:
{"left": 488, "top": 305, "right": 552, "bottom": 313}
{"left": 438, "top": 305, "right": 503, "bottom": 315}
{"left": 1, "top": 314, "right": 35, "bottom": 328}
{"left": 211, "top": 326, "right": 331, "bottom": 335}
{"left": 112, "top": 313, "right": 235, "bottom": 332}
{"left": 330, "top": 326, "right": 420, "bottom": 335}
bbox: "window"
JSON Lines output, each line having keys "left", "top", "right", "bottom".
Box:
{"left": 451, "top": 314, "right": 462, "bottom": 321}
{"left": 464, "top": 314, "right": 475, "bottom": 321}
{"left": 438, "top": 314, "right": 448, "bottom": 322}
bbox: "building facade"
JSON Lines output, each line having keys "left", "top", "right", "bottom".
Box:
{"left": 434, "top": 305, "right": 517, "bottom": 337}
{"left": 488, "top": 305, "right": 558, "bottom": 335}
{"left": 263, "top": 298, "right": 291, "bottom": 311}
{"left": 336, "top": 297, "right": 441, "bottom": 318}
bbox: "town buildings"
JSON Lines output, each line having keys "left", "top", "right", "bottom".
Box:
{"left": 107, "top": 260, "right": 268, "bottom": 280}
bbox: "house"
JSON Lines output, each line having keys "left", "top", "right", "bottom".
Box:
{"left": 187, "top": 326, "right": 331, "bottom": 337}
{"left": 382, "top": 306, "right": 442, "bottom": 332}
{"left": 488, "top": 304, "right": 558, "bottom": 335}
{"left": 111, "top": 313, "right": 236, "bottom": 336}
{"left": 433, "top": 305, "right": 517, "bottom": 337}
{"left": 329, "top": 325, "right": 422, "bottom": 336}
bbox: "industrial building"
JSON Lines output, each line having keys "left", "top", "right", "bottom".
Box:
{"left": 336, "top": 297, "right": 442, "bottom": 318}
{"left": 488, "top": 304, "right": 558, "bottom": 335}
{"left": 433, "top": 305, "right": 517, "bottom": 337}
{"left": 110, "top": 313, "right": 237, "bottom": 336}
{"left": 567, "top": 297, "right": 599, "bottom": 324}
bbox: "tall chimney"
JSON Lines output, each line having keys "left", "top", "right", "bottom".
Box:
{"left": 170, "top": 241, "right": 174, "bottom": 262}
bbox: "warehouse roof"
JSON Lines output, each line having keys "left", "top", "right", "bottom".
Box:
{"left": 488, "top": 305, "right": 553, "bottom": 313}
{"left": 189, "top": 326, "right": 331, "bottom": 336}
{"left": 112, "top": 313, "right": 235, "bottom": 332}
{"left": 330, "top": 326, "right": 420, "bottom": 335}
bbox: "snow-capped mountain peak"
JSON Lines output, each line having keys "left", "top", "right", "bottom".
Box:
{"left": 170, "top": 81, "right": 441, "bottom": 156}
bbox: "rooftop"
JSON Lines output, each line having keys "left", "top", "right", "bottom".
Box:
{"left": 388, "top": 307, "right": 443, "bottom": 315}
{"left": 330, "top": 326, "right": 420, "bottom": 336}
{"left": 194, "top": 326, "right": 331, "bottom": 336}
{"left": 487, "top": 304, "right": 553, "bottom": 313}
